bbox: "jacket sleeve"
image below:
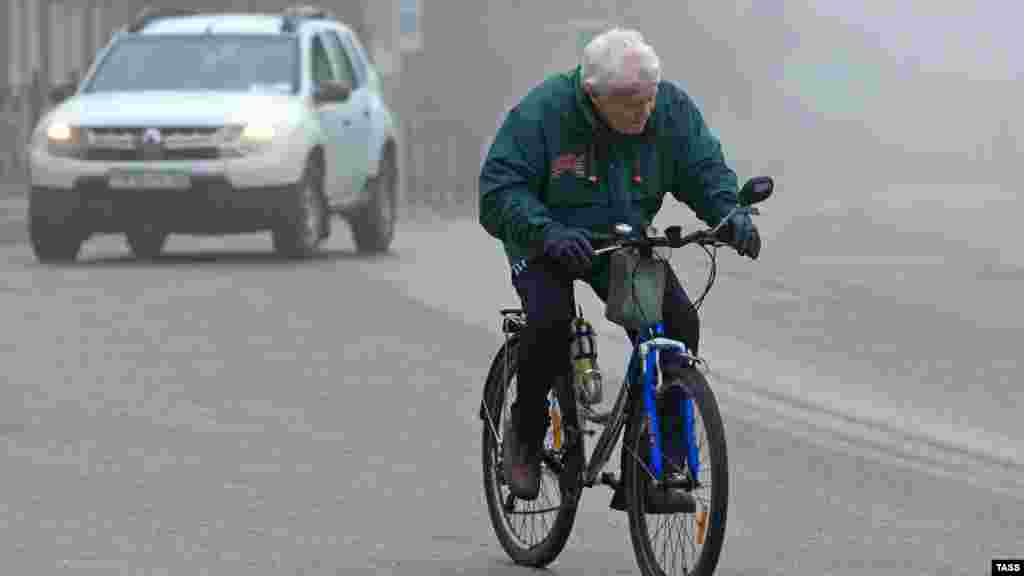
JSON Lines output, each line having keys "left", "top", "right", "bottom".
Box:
{"left": 668, "top": 90, "right": 740, "bottom": 227}
{"left": 479, "top": 105, "right": 559, "bottom": 258}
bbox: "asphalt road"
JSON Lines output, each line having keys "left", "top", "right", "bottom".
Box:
{"left": 1, "top": 214, "right": 1021, "bottom": 575}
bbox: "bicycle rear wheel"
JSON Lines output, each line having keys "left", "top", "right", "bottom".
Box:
{"left": 622, "top": 365, "right": 729, "bottom": 576}
{"left": 481, "top": 339, "right": 584, "bottom": 567}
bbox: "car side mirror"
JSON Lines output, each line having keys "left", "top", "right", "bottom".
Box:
{"left": 739, "top": 176, "right": 774, "bottom": 206}
{"left": 49, "top": 82, "right": 77, "bottom": 104}
{"left": 315, "top": 79, "right": 351, "bottom": 104}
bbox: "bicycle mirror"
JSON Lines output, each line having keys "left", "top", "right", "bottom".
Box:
{"left": 739, "top": 176, "right": 774, "bottom": 206}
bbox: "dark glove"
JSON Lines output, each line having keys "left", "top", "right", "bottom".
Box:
{"left": 542, "top": 225, "right": 594, "bottom": 274}
{"left": 718, "top": 210, "right": 761, "bottom": 259}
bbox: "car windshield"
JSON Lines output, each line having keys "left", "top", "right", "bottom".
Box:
{"left": 84, "top": 35, "right": 298, "bottom": 94}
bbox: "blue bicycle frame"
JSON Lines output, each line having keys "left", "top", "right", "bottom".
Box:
{"left": 628, "top": 321, "right": 701, "bottom": 483}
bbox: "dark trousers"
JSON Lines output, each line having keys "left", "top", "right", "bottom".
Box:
{"left": 510, "top": 257, "right": 700, "bottom": 448}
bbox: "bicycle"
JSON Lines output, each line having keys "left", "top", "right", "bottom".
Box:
{"left": 479, "top": 176, "right": 774, "bottom": 575}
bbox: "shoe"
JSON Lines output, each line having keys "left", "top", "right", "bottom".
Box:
{"left": 644, "top": 473, "right": 697, "bottom": 514}
{"left": 502, "top": 416, "right": 541, "bottom": 500}
{"left": 609, "top": 473, "right": 696, "bottom": 514}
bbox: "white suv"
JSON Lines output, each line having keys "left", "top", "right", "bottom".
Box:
{"left": 27, "top": 6, "right": 399, "bottom": 261}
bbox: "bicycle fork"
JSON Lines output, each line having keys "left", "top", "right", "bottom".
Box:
{"left": 637, "top": 325, "right": 702, "bottom": 485}
{"left": 580, "top": 325, "right": 702, "bottom": 488}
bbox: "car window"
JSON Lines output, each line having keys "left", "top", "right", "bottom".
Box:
{"left": 322, "top": 30, "right": 359, "bottom": 89}
{"left": 84, "top": 36, "right": 299, "bottom": 94}
{"left": 310, "top": 34, "right": 336, "bottom": 86}
{"left": 340, "top": 31, "right": 369, "bottom": 87}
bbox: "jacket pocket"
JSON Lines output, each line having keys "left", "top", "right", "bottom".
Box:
{"left": 545, "top": 175, "right": 610, "bottom": 229}
{"left": 546, "top": 174, "right": 606, "bottom": 207}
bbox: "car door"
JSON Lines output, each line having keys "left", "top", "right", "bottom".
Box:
{"left": 310, "top": 32, "right": 358, "bottom": 206}
{"left": 322, "top": 29, "right": 371, "bottom": 201}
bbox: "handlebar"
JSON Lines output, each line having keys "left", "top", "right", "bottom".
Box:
{"left": 590, "top": 204, "right": 758, "bottom": 256}
{"left": 580, "top": 177, "right": 773, "bottom": 313}
{"left": 591, "top": 228, "right": 719, "bottom": 256}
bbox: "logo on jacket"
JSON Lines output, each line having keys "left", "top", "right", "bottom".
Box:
{"left": 550, "top": 152, "right": 585, "bottom": 178}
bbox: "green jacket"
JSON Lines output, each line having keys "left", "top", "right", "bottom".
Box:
{"left": 479, "top": 66, "right": 739, "bottom": 291}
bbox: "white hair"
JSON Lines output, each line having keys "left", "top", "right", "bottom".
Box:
{"left": 581, "top": 28, "right": 661, "bottom": 95}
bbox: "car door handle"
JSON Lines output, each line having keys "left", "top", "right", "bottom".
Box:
{"left": 343, "top": 119, "right": 352, "bottom": 127}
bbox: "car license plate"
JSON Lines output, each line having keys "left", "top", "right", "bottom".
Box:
{"left": 108, "top": 170, "right": 190, "bottom": 190}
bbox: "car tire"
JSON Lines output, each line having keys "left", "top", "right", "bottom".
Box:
{"left": 28, "top": 211, "right": 84, "bottom": 264}
{"left": 126, "top": 226, "right": 168, "bottom": 260}
{"left": 273, "top": 158, "right": 327, "bottom": 259}
{"left": 350, "top": 144, "right": 396, "bottom": 254}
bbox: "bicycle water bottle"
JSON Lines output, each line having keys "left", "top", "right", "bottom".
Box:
{"left": 569, "top": 313, "right": 603, "bottom": 405}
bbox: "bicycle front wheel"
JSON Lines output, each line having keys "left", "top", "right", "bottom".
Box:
{"left": 480, "top": 339, "right": 585, "bottom": 568}
{"left": 622, "top": 365, "right": 729, "bottom": 576}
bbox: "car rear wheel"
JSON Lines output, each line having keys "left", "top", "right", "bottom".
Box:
{"left": 350, "top": 145, "right": 396, "bottom": 254}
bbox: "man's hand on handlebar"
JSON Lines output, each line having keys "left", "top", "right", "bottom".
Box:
{"left": 542, "top": 224, "right": 595, "bottom": 275}
{"left": 716, "top": 210, "right": 761, "bottom": 260}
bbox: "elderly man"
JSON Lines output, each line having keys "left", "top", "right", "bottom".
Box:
{"left": 479, "top": 28, "right": 760, "bottom": 510}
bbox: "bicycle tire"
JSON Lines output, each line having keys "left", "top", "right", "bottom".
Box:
{"left": 480, "top": 339, "right": 585, "bottom": 568}
{"left": 622, "top": 365, "right": 729, "bottom": 576}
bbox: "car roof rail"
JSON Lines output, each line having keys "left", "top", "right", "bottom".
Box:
{"left": 281, "top": 4, "right": 337, "bottom": 33}
{"left": 125, "top": 6, "right": 202, "bottom": 33}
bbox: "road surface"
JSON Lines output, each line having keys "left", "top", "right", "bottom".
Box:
{"left": 0, "top": 208, "right": 1021, "bottom": 574}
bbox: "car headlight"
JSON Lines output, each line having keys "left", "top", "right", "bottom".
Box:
{"left": 48, "top": 122, "right": 73, "bottom": 142}
{"left": 219, "top": 119, "right": 288, "bottom": 157}
{"left": 241, "top": 122, "right": 276, "bottom": 143}
{"left": 34, "top": 121, "right": 86, "bottom": 158}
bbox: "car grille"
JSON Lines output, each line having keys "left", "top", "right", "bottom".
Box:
{"left": 82, "top": 126, "right": 227, "bottom": 161}
{"left": 83, "top": 148, "right": 221, "bottom": 161}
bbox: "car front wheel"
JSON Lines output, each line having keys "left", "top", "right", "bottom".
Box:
{"left": 28, "top": 212, "right": 85, "bottom": 264}
{"left": 273, "top": 159, "right": 327, "bottom": 259}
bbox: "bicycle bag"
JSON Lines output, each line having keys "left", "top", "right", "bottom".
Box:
{"left": 605, "top": 247, "right": 666, "bottom": 330}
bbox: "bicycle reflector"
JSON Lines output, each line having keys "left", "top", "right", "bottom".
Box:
{"left": 550, "top": 403, "right": 562, "bottom": 450}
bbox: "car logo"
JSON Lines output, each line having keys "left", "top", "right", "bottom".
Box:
{"left": 140, "top": 128, "right": 163, "bottom": 160}
{"left": 142, "top": 128, "right": 162, "bottom": 145}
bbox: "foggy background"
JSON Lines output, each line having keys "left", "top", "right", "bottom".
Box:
{"left": 0, "top": 2, "right": 1021, "bottom": 573}
{"left": 3, "top": 1, "right": 1020, "bottom": 225}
